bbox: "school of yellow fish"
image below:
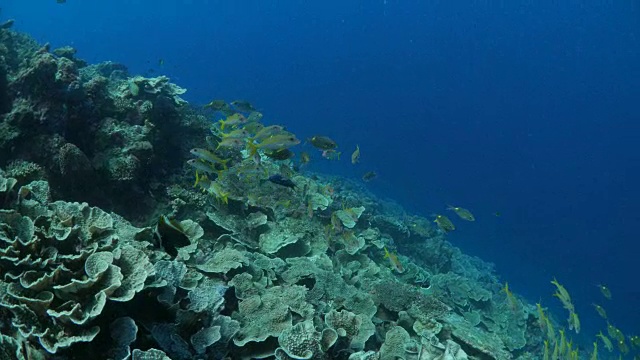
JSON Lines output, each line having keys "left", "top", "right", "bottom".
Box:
{"left": 193, "top": 100, "right": 639, "bottom": 360}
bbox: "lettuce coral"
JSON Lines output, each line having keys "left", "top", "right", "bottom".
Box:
{"left": 0, "top": 180, "right": 154, "bottom": 354}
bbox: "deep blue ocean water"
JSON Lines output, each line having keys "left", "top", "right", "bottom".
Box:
{"left": 4, "top": 0, "right": 639, "bottom": 343}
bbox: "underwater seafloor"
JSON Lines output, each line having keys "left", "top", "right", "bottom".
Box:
{"left": 0, "top": 22, "right": 632, "bottom": 360}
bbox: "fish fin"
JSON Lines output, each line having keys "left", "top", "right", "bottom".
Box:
{"left": 218, "top": 119, "right": 226, "bottom": 131}
{"left": 247, "top": 142, "right": 258, "bottom": 157}
{"left": 193, "top": 171, "right": 200, "bottom": 187}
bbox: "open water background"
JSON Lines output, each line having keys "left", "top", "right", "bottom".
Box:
{"left": 4, "top": 0, "right": 640, "bottom": 341}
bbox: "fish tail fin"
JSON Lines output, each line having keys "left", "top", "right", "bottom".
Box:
{"left": 383, "top": 247, "right": 390, "bottom": 258}
{"left": 218, "top": 119, "right": 227, "bottom": 130}
{"left": 247, "top": 141, "right": 258, "bottom": 157}
{"left": 193, "top": 171, "right": 201, "bottom": 187}
{"left": 220, "top": 192, "right": 229, "bottom": 205}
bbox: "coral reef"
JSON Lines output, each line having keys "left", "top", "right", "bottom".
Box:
{"left": 0, "top": 24, "right": 550, "bottom": 360}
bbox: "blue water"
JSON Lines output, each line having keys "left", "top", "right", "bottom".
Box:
{"left": 5, "top": 0, "right": 639, "bottom": 341}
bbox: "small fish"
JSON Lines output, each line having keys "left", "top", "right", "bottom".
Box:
{"left": 433, "top": 214, "right": 455, "bottom": 232}
{"left": 205, "top": 135, "right": 220, "bottom": 149}
{"left": 128, "top": 80, "right": 140, "bottom": 97}
{"left": 592, "top": 303, "right": 607, "bottom": 319}
{"left": 194, "top": 172, "right": 229, "bottom": 204}
{"left": 221, "top": 128, "right": 250, "bottom": 139}
{"left": 596, "top": 331, "right": 613, "bottom": 352}
{"left": 246, "top": 111, "right": 263, "bottom": 123}
{"left": 267, "top": 174, "right": 296, "bottom": 189}
{"left": 568, "top": 310, "right": 580, "bottom": 334}
{"left": 265, "top": 148, "right": 295, "bottom": 160}
{"left": 153, "top": 215, "right": 191, "bottom": 257}
{"left": 362, "top": 171, "right": 377, "bottom": 182}
{"left": 216, "top": 137, "right": 245, "bottom": 150}
{"left": 544, "top": 317, "right": 555, "bottom": 344}
{"left": 536, "top": 303, "right": 547, "bottom": 329}
{"left": 252, "top": 125, "right": 287, "bottom": 141}
{"left": 618, "top": 338, "right": 630, "bottom": 355}
{"left": 248, "top": 134, "right": 300, "bottom": 155}
{"left": 187, "top": 159, "right": 220, "bottom": 175}
{"left": 502, "top": 282, "right": 519, "bottom": 310}
{"left": 321, "top": 149, "right": 341, "bottom": 160}
{"left": 383, "top": 247, "right": 404, "bottom": 273}
{"left": 204, "top": 99, "right": 227, "bottom": 111}
{"left": 493, "top": 211, "right": 501, "bottom": 217}
{"left": 543, "top": 340, "right": 550, "bottom": 360}
{"left": 309, "top": 135, "right": 338, "bottom": 150}
{"left": 447, "top": 205, "right": 475, "bottom": 221}
{"left": 190, "top": 148, "right": 229, "bottom": 168}
{"left": 589, "top": 342, "right": 598, "bottom": 360}
{"left": 300, "top": 152, "right": 311, "bottom": 165}
{"left": 158, "top": 58, "right": 165, "bottom": 66}
{"left": 230, "top": 100, "right": 257, "bottom": 112}
{"left": 597, "top": 284, "right": 612, "bottom": 299}
{"left": 351, "top": 145, "right": 360, "bottom": 164}
{"left": 629, "top": 335, "right": 640, "bottom": 348}
{"left": 243, "top": 122, "right": 265, "bottom": 135}
{"left": 218, "top": 113, "right": 247, "bottom": 130}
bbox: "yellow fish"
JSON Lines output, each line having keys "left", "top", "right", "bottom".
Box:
{"left": 592, "top": 303, "right": 607, "bottom": 319}
{"left": 362, "top": 171, "right": 377, "bottom": 182}
{"left": 502, "top": 282, "right": 518, "bottom": 311}
{"left": 247, "top": 133, "right": 300, "bottom": 155}
{"left": 218, "top": 113, "right": 247, "bottom": 130}
{"left": 568, "top": 310, "right": 580, "bottom": 334}
{"left": 618, "top": 339, "right": 629, "bottom": 354}
{"left": 433, "top": 214, "right": 455, "bottom": 232}
{"left": 300, "top": 151, "right": 311, "bottom": 165}
{"left": 590, "top": 342, "right": 598, "bottom": 360}
{"left": 194, "top": 172, "right": 229, "bottom": 204}
{"left": 447, "top": 205, "right": 475, "bottom": 221}
{"left": 543, "top": 340, "right": 550, "bottom": 360}
{"left": 351, "top": 145, "right": 360, "bottom": 164}
{"left": 597, "top": 284, "right": 612, "bottom": 299}
{"left": 383, "top": 247, "right": 404, "bottom": 273}
{"left": 536, "top": 303, "right": 547, "bottom": 329}
{"left": 596, "top": 331, "right": 613, "bottom": 352}
{"left": 551, "top": 277, "right": 574, "bottom": 312}
{"left": 607, "top": 323, "right": 625, "bottom": 343}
